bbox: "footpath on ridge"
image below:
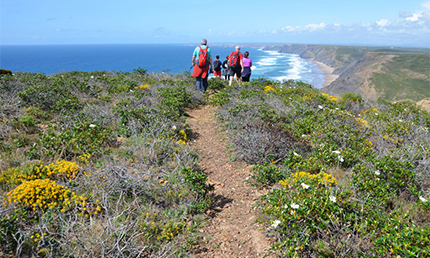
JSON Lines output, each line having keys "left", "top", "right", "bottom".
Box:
{"left": 186, "top": 104, "right": 276, "bottom": 258}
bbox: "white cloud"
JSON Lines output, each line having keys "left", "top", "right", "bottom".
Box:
{"left": 376, "top": 19, "right": 390, "bottom": 27}
{"left": 278, "top": 2, "right": 429, "bottom": 46}
{"left": 406, "top": 13, "right": 423, "bottom": 21}
{"left": 304, "top": 23, "right": 326, "bottom": 31}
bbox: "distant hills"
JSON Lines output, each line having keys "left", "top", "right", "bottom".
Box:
{"left": 263, "top": 44, "right": 430, "bottom": 110}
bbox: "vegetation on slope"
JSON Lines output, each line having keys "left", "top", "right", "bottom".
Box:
{"left": 1, "top": 69, "right": 429, "bottom": 257}
{"left": 0, "top": 70, "right": 214, "bottom": 257}
{"left": 207, "top": 78, "right": 430, "bottom": 257}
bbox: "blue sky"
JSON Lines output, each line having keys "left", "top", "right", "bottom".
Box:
{"left": 1, "top": 0, "right": 429, "bottom": 47}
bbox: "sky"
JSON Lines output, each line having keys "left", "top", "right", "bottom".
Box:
{"left": 1, "top": 0, "right": 429, "bottom": 48}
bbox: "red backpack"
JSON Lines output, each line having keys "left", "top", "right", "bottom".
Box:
{"left": 228, "top": 51, "right": 241, "bottom": 67}
{"left": 197, "top": 46, "right": 208, "bottom": 67}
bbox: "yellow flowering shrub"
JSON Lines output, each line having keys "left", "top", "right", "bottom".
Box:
{"left": 135, "top": 84, "right": 150, "bottom": 90}
{"left": 321, "top": 92, "right": 339, "bottom": 102}
{"left": 45, "top": 160, "right": 82, "bottom": 180}
{"left": 0, "top": 163, "right": 46, "bottom": 187}
{"left": 355, "top": 117, "right": 371, "bottom": 128}
{"left": 361, "top": 108, "right": 379, "bottom": 115}
{"left": 264, "top": 85, "right": 275, "bottom": 93}
{"left": 279, "top": 171, "right": 338, "bottom": 188}
{"left": 176, "top": 129, "right": 188, "bottom": 145}
{"left": 3, "top": 179, "right": 72, "bottom": 211}
{"left": 0, "top": 160, "right": 83, "bottom": 187}
{"left": 3, "top": 178, "right": 101, "bottom": 215}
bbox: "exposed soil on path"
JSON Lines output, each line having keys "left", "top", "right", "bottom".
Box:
{"left": 186, "top": 105, "right": 276, "bottom": 258}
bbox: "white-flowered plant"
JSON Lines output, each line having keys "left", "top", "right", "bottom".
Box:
{"left": 419, "top": 196, "right": 428, "bottom": 202}
{"left": 329, "top": 195, "right": 336, "bottom": 203}
{"left": 271, "top": 220, "right": 281, "bottom": 228}
{"left": 291, "top": 203, "right": 300, "bottom": 209}
{"left": 301, "top": 183, "right": 309, "bottom": 189}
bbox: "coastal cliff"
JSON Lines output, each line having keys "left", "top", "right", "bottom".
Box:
{"left": 263, "top": 44, "right": 430, "bottom": 110}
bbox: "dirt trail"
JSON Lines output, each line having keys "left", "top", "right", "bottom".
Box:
{"left": 187, "top": 105, "right": 276, "bottom": 258}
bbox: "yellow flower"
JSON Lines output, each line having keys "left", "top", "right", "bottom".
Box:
{"left": 264, "top": 85, "right": 275, "bottom": 93}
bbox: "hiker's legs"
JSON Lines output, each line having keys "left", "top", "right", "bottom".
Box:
{"left": 229, "top": 76, "right": 233, "bottom": 86}
{"left": 228, "top": 68, "right": 236, "bottom": 86}
{"left": 196, "top": 77, "right": 205, "bottom": 93}
{"left": 202, "top": 75, "right": 208, "bottom": 92}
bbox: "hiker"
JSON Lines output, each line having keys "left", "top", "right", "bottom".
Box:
{"left": 213, "top": 55, "right": 222, "bottom": 78}
{"left": 222, "top": 55, "right": 230, "bottom": 80}
{"left": 241, "top": 51, "right": 252, "bottom": 82}
{"left": 228, "top": 45, "right": 243, "bottom": 86}
{"left": 191, "top": 39, "right": 213, "bottom": 93}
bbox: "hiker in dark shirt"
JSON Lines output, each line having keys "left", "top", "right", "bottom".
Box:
{"left": 222, "top": 55, "right": 230, "bottom": 80}
{"left": 213, "top": 55, "right": 222, "bottom": 78}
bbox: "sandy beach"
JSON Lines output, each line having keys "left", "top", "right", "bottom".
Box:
{"left": 312, "top": 60, "right": 339, "bottom": 87}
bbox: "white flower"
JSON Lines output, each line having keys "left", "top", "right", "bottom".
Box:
{"left": 318, "top": 105, "right": 324, "bottom": 109}
{"left": 271, "top": 220, "right": 281, "bottom": 228}
{"left": 375, "top": 170, "right": 380, "bottom": 175}
{"left": 332, "top": 150, "right": 341, "bottom": 155}
{"left": 335, "top": 108, "right": 339, "bottom": 110}
{"left": 399, "top": 119, "right": 403, "bottom": 122}
{"left": 172, "top": 125, "right": 177, "bottom": 130}
{"left": 420, "top": 196, "right": 428, "bottom": 202}
{"left": 291, "top": 203, "right": 300, "bottom": 209}
{"left": 89, "top": 124, "right": 96, "bottom": 128}
{"left": 90, "top": 76, "right": 94, "bottom": 79}
{"left": 375, "top": 113, "right": 378, "bottom": 116}
{"left": 293, "top": 152, "right": 299, "bottom": 156}
{"left": 329, "top": 195, "right": 336, "bottom": 203}
{"left": 301, "top": 183, "right": 309, "bottom": 189}
{"left": 338, "top": 155, "right": 344, "bottom": 162}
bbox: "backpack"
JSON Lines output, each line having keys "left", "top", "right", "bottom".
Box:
{"left": 214, "top": 60, "right": 222, "bottom": 71}
{"left": 228, "top": 51, "right": 241, "bottom": 67}
{"left": 197, "top": 46, "right": 208, "bottom": 67}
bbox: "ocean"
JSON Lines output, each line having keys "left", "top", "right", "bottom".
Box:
{"left": 0, "top": 44, "right": 325, "bottom": 88}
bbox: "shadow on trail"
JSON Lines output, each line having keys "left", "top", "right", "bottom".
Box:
{"left": 207, "top": 193, "right": 233, "bottom": 218}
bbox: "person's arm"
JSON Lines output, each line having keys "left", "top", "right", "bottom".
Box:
{"left": 240, "top": 55, "right": 244, "bottom": 72}
{"left": 192, "top": 56, "right": 195, "bottom": 66}
{"left": 209, "top": 57, "right": 214, "bottom": 72}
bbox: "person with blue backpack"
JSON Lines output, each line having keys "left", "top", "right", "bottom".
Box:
{"left": 191, "top": 39, "right": 213, "bottom": 93}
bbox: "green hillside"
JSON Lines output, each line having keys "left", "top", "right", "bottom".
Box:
{"left": 370, "top": 53, "right": 430, "bottom": 102}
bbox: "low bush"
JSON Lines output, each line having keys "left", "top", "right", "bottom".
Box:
{"left": 209, "top": 78, "right": 430, "bottom": 256}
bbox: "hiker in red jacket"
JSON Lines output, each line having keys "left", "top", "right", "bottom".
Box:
{"left": 191, "top": 39, "right": 213, "bottom": 93}
{"left": 228, "top": 45, "right": 243, "bottom": 86}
